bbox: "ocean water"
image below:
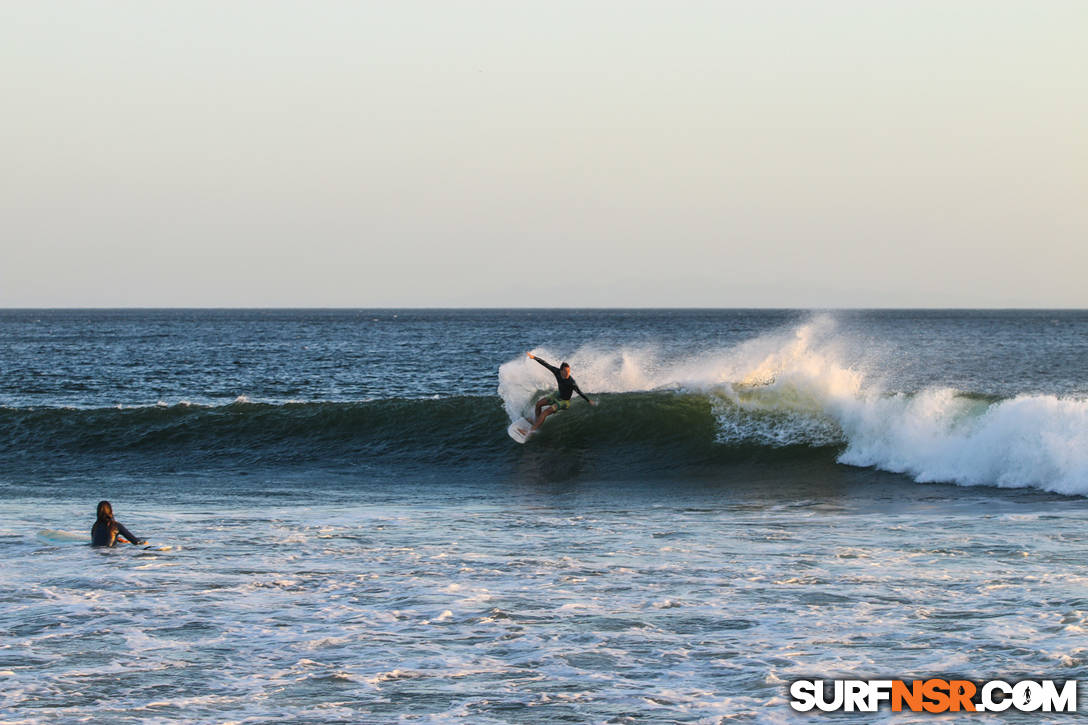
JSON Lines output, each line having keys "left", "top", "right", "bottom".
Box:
{"left": 1, "top": 309, "right": 1086, "bottom": 723}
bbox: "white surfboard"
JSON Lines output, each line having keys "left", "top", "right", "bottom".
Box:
{"left": 37, "top": 529, "right": 88, "bottom": 543}
{"left": 36, "top": 529, "right": 169, "bottom": 550}
{"left": 507, "top": 417, "right": 535, "bottom": 444}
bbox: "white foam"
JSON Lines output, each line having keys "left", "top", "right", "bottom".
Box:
{"left": 6, "top": 497, "right": 1088, "bottom": 722}
{"left": 838, "top": 390, "right": 1088, "bottom": 495}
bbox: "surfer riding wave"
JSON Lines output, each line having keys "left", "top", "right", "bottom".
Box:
{"left": 527, "top": 353, "right": 597, "bottom": 431}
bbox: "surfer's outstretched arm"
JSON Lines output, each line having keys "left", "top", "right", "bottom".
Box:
{"left": 115, "top": 522, "right": 145, "bottom": 545}
{"left": 527, "top": 352, "right": 559, "bottom": 374}
{"left": 572, "top": 383, "right": 597, "bottom": 406}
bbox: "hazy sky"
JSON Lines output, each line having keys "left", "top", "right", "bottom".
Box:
{"left": 2, "top": 1, "right": 1085, "bottom": 307}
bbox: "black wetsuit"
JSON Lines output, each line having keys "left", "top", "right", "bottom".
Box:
{"left": 91, "top": 519, "right": 143, "bottom": 547}
{"left": 533, "top": 357, "right": 590, "bottom": 402}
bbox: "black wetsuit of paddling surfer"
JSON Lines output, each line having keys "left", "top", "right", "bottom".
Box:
{"left": 91, "top": 516, "right": 144, "bottom": 547}
{"left": 533, "top": 356, "right": 590, "bottom": 408}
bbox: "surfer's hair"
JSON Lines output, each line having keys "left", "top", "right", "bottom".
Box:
{"left": 93, "top": 500, "right": 121, "bottom": 543}
{"left": 96, "top": 500, "right": 114, "bottom": 523}
{"left": 560, "top": 362, "right": 570, "bottom": 370}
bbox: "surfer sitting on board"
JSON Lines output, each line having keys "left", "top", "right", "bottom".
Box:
{"left": 527, "top": 353, "right": 597, "bottom": 431}
{"left": 91, "top": 500, "right": 145, "bottom": 547}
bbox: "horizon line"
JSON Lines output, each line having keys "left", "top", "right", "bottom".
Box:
{"left": 2, "top": 306, "right": 1086, "bottom": 312}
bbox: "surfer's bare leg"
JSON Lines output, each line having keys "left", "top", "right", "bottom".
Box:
{"left": 531, "top": 404, "right": 556, "bottom": 432}
{"left": 533, "top": 398, "right": 550, "bottom": 424}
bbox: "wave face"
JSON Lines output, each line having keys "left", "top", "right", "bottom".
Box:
{"left": 1, "top": 398, "right": 512, "bottom": 473}
{"left": 3, "top": 316, "right": 1086, "bottom": 495}
{"left": 0, "top": 393, "right": 827, "bottom": 480}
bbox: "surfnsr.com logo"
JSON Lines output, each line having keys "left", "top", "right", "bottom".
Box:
{"left": 789, "top": 679, "right": 1078, "bottom": 713}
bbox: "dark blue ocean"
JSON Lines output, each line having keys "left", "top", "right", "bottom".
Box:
{"left": 2, "top": 309, "right": 1086, "bottom": 722}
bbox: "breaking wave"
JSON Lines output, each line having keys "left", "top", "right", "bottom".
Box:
{"left": 498, "top": 317, "right": 1088, "bottom": 495}
{"left": 2, "top": 318, "right": 1085, "bottom": 495}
